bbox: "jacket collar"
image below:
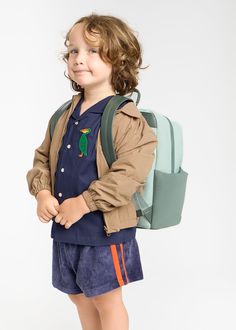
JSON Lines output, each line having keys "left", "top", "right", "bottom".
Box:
{"left": 71, "top": 92, "right": 141, "bottom": 119}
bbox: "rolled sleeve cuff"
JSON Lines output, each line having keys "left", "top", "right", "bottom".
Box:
{"left": 82, "top": 190, "right": 99, "bottom": 212}
{"left": 31, "top": 184, "right": 52, "bottom": 199}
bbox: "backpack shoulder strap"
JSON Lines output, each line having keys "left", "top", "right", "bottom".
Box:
{"left": 100, "top": 88, "right": 141, "bottom": 167}
{"left": 100, "top": 91, "right": 151, "bottom": 220}
{"left": 100, "top": 95, "right": 133, "bottom": 167}
{"left": 49, "top": 99, "right": 72, "bottom": 140}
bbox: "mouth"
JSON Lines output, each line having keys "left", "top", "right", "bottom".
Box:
{"left": 73, "top": 70, "right": 90, "bottom": 73}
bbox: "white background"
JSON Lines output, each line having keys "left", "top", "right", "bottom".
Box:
{"left": 0, "top": 0, "right": 235, "bottom": 329}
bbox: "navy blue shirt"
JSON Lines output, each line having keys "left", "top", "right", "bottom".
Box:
{"left": 51, "top": 94, "right": 136, "bottom": 245}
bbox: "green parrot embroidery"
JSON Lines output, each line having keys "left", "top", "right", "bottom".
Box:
{"left": 78, "top": 128, "right": 91, "bottom": 157}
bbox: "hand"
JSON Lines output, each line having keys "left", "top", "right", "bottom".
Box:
{"left": 36, "top": 189, "right": 59, "bottom": 223}
{"left": 54, "top": 194, "right": 90, "bottom": 229}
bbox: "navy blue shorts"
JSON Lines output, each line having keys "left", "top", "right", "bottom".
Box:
{"left": 52, "top": 238, "right": 144, "bottom": 297}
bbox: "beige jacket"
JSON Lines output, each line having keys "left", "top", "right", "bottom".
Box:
{"left": 26, "top": 93, "right": 157, "bottom": 235}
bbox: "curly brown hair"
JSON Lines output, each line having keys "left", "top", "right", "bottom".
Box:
{"left": 61, "top": 13, "right": 149, "bottom": 96}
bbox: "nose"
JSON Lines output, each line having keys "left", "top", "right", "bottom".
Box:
{"left": 74, "top": 50, "right": 86, "bottom": 65}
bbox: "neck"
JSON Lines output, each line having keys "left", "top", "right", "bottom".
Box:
{"left": 82, "top": 87, "right": 116, "bottom": 104}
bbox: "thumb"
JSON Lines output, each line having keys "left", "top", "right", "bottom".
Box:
{"left": 49, "top": 202, "right": 59, "bottom": 216}
{"left": 54, "top": 203, "right": 60, "bottom": 213}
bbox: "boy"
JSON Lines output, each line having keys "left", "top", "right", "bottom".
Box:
{"left": 26, "top": 14, "right": 157, "bottom": 330}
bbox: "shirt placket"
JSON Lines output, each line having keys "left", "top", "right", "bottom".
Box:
{"left": 55, "top": 115, "right": 89, "bottom": 201}
{"left": 55, "top": 118, "right": 76, "bottom": 200}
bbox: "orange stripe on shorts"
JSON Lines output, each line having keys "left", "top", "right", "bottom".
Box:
{"left": 120, "top": 243, "right": 129, "bottom": 284}
{"left": 110, "top": 245, "right": 124, "bottom": 286}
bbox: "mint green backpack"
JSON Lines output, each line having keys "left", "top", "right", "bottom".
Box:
{"left": 50, "top": 89, "right": 188, "bottom": 230}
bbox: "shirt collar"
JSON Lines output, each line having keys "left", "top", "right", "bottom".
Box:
{"left": 71, "top": 93, "right": 115, "bottom": 120}
{"left": 71, "top": 92, "right": 141, "bottom": 120}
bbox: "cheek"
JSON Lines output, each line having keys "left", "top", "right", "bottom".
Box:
{"left": 67, "top": 59, "right": 73, "bottom": 69}
{"left": 93, "top": 60, "right": 112, "bottom": 75}
{"left": 102, "top": 61, "right": 113, "bottom": 75}
{"left": 67, "top": 62, "right": 74, "bottom": 76}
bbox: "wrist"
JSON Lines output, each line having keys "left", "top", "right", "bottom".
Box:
{"left": 36, "top": 189, "right": 51, "bottom": 201}
{"left": 77, "top": 194, "right": 90, "bottom": 214}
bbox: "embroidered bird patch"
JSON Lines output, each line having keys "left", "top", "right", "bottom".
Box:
{"left": 78, "top": 128, "right": 91, "bottom": 157}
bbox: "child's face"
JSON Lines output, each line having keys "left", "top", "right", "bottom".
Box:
{"left": 67, "top": 23, "right": 114, "bottom": 93}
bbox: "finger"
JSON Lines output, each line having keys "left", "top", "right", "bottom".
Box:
{"left": 65, "top": 222, "right": 72, "bottom": 229}
{"left": 38, "top": 216, "right": 50, "bottom": 223}
{"left": 47, "top": 206, "right": 59, "bottom": 217}
{"left": 42, "top": 209, "right": 53, "bottom": 219}
{"left": 54, "top": 214, "right": 63, "bottom": 223}
{"left": 54, "top": 204, "right": 60, "bottom": 212}
{"left": 60, "top": 217, "right": 67, "bottom": 226}
{"left": 39, "top": 212, "right": 50, "bottom": 221}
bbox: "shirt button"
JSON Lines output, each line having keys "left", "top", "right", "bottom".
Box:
{"left": 75, "top": 121, "right": 79, "bottom": 125}
{"left": 67, "top": 144, "right": 71, "bottom": 149}
{"left": 61, "top": 168, "right": 64, "bottom": 172}
{"left": 58, "top": 192, "right": 62, "bottom": 197}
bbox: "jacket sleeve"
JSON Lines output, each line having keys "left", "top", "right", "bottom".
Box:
{"left": 82, "top": 112, "right": 157, "bottom": 212}
{"left": 26, "top": 118, "right": 52, "bottom": 198}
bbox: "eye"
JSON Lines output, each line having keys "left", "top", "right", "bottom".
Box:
{"left": 67, "top": 48, "right": 99, "bottom": 55}
{"left": 89, "top": 48, "right": 98, "bottom": 53}
{"left": 69, "top": 49, "right": 77, "bottom": 54}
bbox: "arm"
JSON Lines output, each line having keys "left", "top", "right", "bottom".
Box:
{"left": 26, "top": 118, "right": 52, "bottom": 198}
{"left": 82, "top": 112, "right": 157, "bottom": 212}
